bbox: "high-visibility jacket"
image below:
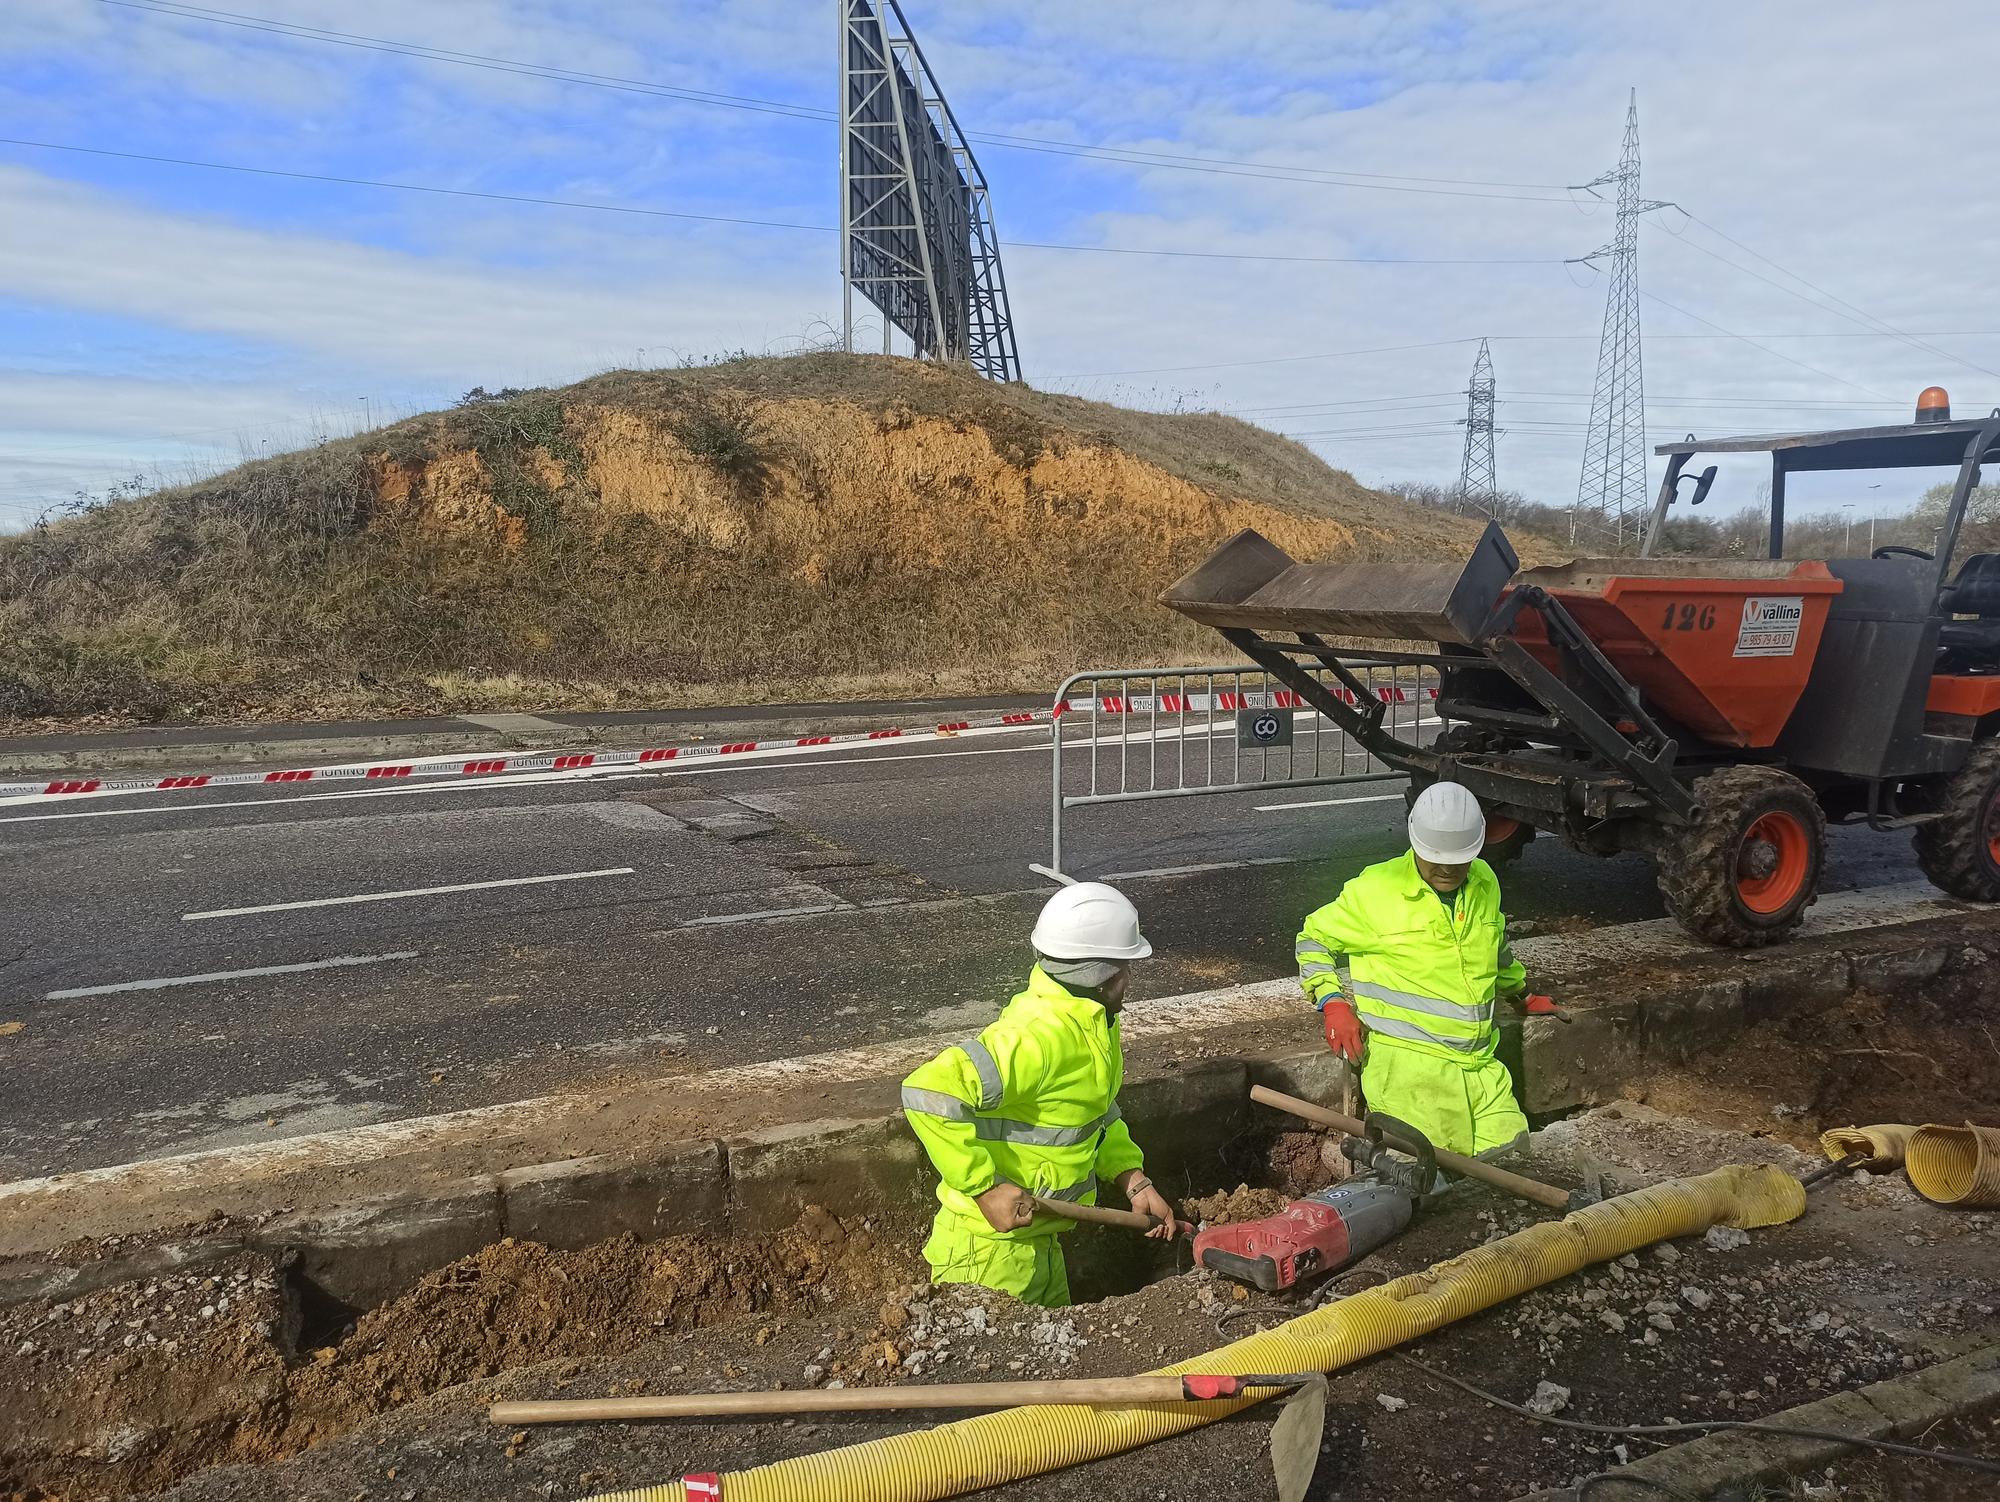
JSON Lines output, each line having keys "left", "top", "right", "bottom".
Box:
{"left": 900, "top": 966, "right": 1146, "bottom": 1239}
{"left": 1296, "top": 850, "right": 1527, "bottom": 1063}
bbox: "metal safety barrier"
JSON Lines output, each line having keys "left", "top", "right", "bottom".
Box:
{"left": 1042, "top": 660, "right": 1441, "bottom": 879}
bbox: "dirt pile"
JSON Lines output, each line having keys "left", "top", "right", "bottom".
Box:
{"left": 0, "top": 1208, "right": 909, "bottom": 1501}
{"left": 1184, "top": 1184, "right": 1291, "bottom": 1225}
{"left": 0, "top": 352, "right": 1505, "bottom": 727}
{"left": 1612, "top": 975, "right": 2000, "bottom": 1153}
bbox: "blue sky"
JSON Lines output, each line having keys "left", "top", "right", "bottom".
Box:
{"left": 6, "top": 0, "right": 2000, "bottom": 529}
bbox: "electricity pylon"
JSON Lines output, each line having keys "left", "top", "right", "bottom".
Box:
{"left": 1571, "top": 91, "right": 1674, "bottom": 547}
{"left": 1455, "top": 338, "right": 1498, "bottom": 516}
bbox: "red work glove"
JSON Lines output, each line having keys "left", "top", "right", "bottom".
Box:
{"left": 1320, "top": 998, "right": 1364, "bottom": 1062}
{"left": 1522, "top": 994, "right": 1570, "bottom": 1022}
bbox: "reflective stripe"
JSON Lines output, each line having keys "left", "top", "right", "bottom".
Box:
{"left": 1359, "top": 1012, "right": 1482, "bottom": 1052}
{"left": 960, "top": 1037, "right": 1004, "bottom": 1110}
{"left": 1299, "top": 961, "right": 1343, "bottom": 980}
{"left": 902, "top": 1086, "right": 973, "bottom": 1120}
{"left": 1295, "top": 937, "right": 1337, "bottom": 961}
{"left": 901, "top": 1086, "right": 1115, "bottom": 1147}
{"left": 977, "top": 1113, "right": 1111, "bottom": 1146}
{"left": 1353, "top": 979, "right": 1494, "bottom": 1025}
{"left": 1040, "top": 1174, "right": 1098, "bottom": 1204}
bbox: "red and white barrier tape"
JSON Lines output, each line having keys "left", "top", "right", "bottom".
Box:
{"left": 0, "top": 686, "right": 1435, "bottom": 801}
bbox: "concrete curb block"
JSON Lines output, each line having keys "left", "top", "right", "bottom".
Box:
{"left": 0, "top": 1046, "right": 1334, "bottom": 1311}
{"left": 1508, "top": 1342, "right": 2000, "bottom": 1501}
{"left": 4, "top": 910, "right": 1994, "bottom": 1312}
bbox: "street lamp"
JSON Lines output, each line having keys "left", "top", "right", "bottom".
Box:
{"left": 358, "top": 396, "right": 372, "bottom": 431}
{"left": 1842, "top": 504, "right": 1855, "bottom": 552}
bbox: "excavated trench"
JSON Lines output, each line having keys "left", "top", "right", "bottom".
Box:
{"left": 4, "top": 958, "right": 1996, "bottom": 1501}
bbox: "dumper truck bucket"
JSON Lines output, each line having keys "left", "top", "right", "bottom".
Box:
{"left": 1160, "top": 523, "right": 1521, "bottom": 646}
{"left": 1161, "top": 525, "right": 1699, "bottom": 830}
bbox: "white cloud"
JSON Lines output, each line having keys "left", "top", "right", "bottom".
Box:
{"left": 8, "top": 0, "right": 2000, "bottom": 529}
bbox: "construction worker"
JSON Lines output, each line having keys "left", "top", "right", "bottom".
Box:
{"left": 1296, "top": 781, "right": 1559, "bottom": 1160}
{"left": 900, "top": 882, "right": 1178, "bottom": 1308}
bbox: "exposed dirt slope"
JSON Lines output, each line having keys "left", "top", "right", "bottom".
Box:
{"left": 0, "top": 352, "right": 1502, "bottom": 728}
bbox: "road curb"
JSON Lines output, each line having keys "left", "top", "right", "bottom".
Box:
{"left": 1508, "top": 1342, "right": 2000, "bottom": 1500}
{"left": 0, "top": 1044, "right": 1337, "bottom": 1310}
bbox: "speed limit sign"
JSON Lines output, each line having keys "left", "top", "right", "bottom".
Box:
{"left": 1237, "top": 709, "right": 1293, "bottom": 748}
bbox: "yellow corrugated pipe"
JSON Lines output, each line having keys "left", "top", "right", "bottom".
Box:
{"left": 1819, "top": 1124, "right": 1916, "bottom": 1170}
{"left": 1906, "top": 1123, "right": 2000, "bottom": 1207}
{"left": 584, "top": 1164, "right": 1804, "bottom": 1502}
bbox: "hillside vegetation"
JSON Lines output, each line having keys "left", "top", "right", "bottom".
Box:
{"left": 1, "top": 353, "right": 1502, "bottom": 727}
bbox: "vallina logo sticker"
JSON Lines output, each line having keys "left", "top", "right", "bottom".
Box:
{"left": 1734, "top": 595, "right": 1805, "bottom": 657}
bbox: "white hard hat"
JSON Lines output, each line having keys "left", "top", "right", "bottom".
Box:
{"left": 1032, "top": 881, "right": 1153, "bottom": 961}
{"left": 1409, "top": 781, "right": 1486, "bottom": 865}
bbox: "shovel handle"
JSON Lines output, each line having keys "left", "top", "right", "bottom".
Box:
{"left": 1031, "top": 1195, "right": 1175, "bottom": 1233}
{"left": 1250, "top": 1085, "right": 1569, "bottom": 1209}
{"left": 490, "top": 1373, "right": 1278, "bottom": 1423}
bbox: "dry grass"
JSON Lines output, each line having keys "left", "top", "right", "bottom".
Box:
{"left": 0, "top": 353, "right": 1496, "bottom": 728}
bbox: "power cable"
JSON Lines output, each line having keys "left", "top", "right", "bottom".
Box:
{"left": 0, "top": 138, "right": 1562, "bottom": 267}
{"left": 1639, "top": 291, "right": 1894, "bottom": 402}
{"left": 1394, "top": 1353, "right": 2000, "bottom": 1477}
{"left": 1654, "top": 219, "right": 2000, "bottom": 385}
{"left": 1055, "top": 330, "right": 2000, "bottom": 382}
{"left": 1056, "top": 338, "right": 1482, "bottom": 380}
{"left": 1673, "top": 208, "right": 2000, "bottom": 383}
{"left": 95, "top": 0, "right": 1575, "bottom": 201}
{"left": 0, "top": 137, "right": 834, "bottom": 232}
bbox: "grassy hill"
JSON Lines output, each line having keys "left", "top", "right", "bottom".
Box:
{"left": 0, "top": 353, "right": 1505, "bottom": 728}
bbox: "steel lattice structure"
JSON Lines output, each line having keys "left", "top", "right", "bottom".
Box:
{"left": 839, "top": 0, "right": 1021, "bottom": 380}
{"left": 1455, "top": 337, "right": 1498, "bottom": 515}
{"left": 1571, "top": 92, "right": 1672, "bottom": 545}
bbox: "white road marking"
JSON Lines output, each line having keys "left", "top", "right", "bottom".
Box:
{"left": 1255, "top": 791, "right": 1408, "bottom": 812}
{"left": 680, "top": 902, "right": 849, "bottom": 927}
{"left": 181, "top": 867, "right": 636, "bottom": 921}
{"left": 1100, "top": 856, "right": 1298, "bottom": 882}
{"left": 44, "top": 951, "right": 418, "bottom": 1000}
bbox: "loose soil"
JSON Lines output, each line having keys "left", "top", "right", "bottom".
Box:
{"left": 128, "top": 1118, "right": 2000, "bottom": 1502}
{"left": 10, "top": 966, "right": 2000, "bottom": 1499}
{"left": 1183, "top": 1184, "right": 1291, "bottom": 1226}
{"left": 0, "top": 1208, "right": 911, "bottom": 1501}
{"left": 1618, "top": 979, "right": 2000, "bottom": 1155}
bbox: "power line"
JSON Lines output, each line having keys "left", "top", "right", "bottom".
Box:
{"left": 1642, "top": 289, "right": 1893, "bottom": 401}
{"left": 0, "top": 138, "right": 1565, "bottom": 268}
{"left": 1672, "top": 208, "right": 2000, "bottom": 383}
{"left": 97, "top": 0, "right": 1576, "bottom": 202}
{"left": 1007, "top": 241, "right": 1555, "bottom": 266}
{"left": 1057, "top": 338, "right": 1481, "bottom": 380}
{"left": 0, "top": 137, "right": 836, "bottom": 233}
{"left": 1052, "top": 329, "right": 2000, "bottom": 382}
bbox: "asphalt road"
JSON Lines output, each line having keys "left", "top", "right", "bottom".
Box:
{"left": 0, "top": 716, "right": 1930, "bottom": 1178}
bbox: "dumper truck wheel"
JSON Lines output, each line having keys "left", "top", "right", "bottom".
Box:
{"left": 1654, "top": 766, "right": 1825, "bottom": 947}
{"left": 1912, "top": 738, "right": 2000, "bottom": 902}
{"left": 1411, "top": 728, "right": 1537, "bottom": 866}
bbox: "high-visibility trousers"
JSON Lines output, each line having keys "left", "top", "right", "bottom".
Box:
{"left": 1360, "top": 1039, "right": 1528, "bottom": 1159}
{"left": 921, "top": 1209, "right": 1072, "bottom": 1308}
